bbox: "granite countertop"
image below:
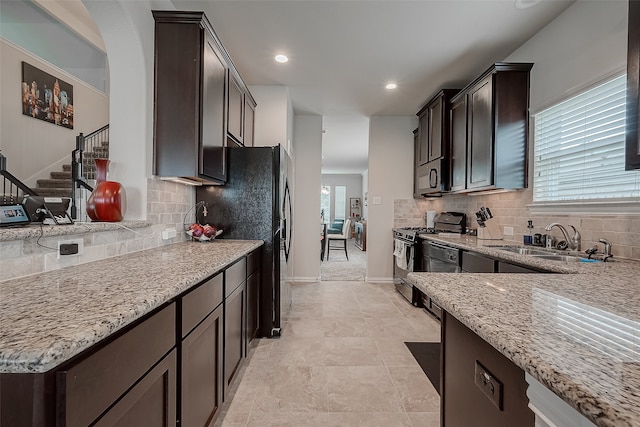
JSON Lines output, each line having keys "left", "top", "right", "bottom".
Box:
{"left": 0, "top": 239, "right": 262, "bottom": 374}
{"left": 408, "top": 234, "right": 640, "bottom": 427}
{"left": 0, "top": 220, "right": 153, "bottom": 242}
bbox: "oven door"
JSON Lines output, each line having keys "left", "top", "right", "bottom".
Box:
{"left": 393, "top": 239, "right": 417, "bottom": 305}
{"left": 393, "top": 239, "right": 415, "bottom": 282}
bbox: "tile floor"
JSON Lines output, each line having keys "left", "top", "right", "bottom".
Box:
{"left": 214, "top": 280, "right": 441, "bottom": 427}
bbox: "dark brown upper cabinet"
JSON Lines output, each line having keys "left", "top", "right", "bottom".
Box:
{"left": 449, "top": 63, "right": 533, "bottom": 193}
{"left": 415, "top": 89, "right": 459, "bottom": 196}
{"left": 416, "top": 89, "right": 459, "bottom": 166}
{"left": 227, "top": 70, "right": 244, "bottom": 145}
{"left": 626, "top": 0, "right": 640, "bottom": 170}
{"left": 449, "top": 95, "right": 468, "bottom": 192}
{"left": 153, "top": 11, "right": 257, "bottom": 184}
{"left": 153, "top": 11, "right": 228, "bottom": 184}
{"left": 413, "top": 128, "right": 420, "bottom": 197}
{"left": 244, "top": 93, "right": 256, "bottom": 147}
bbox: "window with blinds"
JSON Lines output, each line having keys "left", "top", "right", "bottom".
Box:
{"left": 533, "top": 74, "right": 640, "bottom": 203}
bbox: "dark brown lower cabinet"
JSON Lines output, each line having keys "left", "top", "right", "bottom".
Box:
{"left": 461, "top": 251, "right": 496, "bottom": 273}
{"left": 442, "top": 311, "right": 533, "bottom": 427}
{"left": 57, "top": 304, "right": 176, "bottom": 427}
{"left": 93, "top": 350, "right": 177, "bottom": 427}
{"left": 224, "top": 281, "right": 246, "bottom": 397}
{"left": 497, "top": 262, "right": 541, "bottom": 273}
{"left": 0, "top": 251, "right": 262, "bottom": 427}
{"left": 247, "top": 270, "right": 260, "bottom": 351}
{"left": 181, "top": 304, "right": 223, "bottom": 427}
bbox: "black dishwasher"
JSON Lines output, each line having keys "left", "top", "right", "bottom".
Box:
{"left": 418, "top": 240, "right": 461, "bottom": 320}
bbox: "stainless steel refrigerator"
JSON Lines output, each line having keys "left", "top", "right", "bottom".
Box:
{"left": 196, "top": 145, "right": 292, "bottom": 338}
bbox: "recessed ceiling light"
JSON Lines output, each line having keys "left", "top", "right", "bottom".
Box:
{"left": 514, "top": 0, "right": 540, "bottom": 9}
{"left": 386, "top": 83, "right": 397, "bottom": 90}
{"left": 275, "top": 54, "right": 289, "bottom": 63}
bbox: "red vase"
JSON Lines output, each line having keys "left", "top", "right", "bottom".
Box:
{"left": 86, "top": 158, "right": 127, "bottom": 222}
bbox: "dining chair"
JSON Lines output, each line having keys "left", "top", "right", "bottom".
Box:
{"left": 326, "top": 219, "right": 351, "bottom": 260}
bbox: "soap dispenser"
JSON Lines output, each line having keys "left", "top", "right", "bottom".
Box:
{"left": 524, "top": 220, "right": 534, "bottom": 245}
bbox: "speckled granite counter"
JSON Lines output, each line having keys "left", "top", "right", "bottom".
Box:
{"left": 0, "top": 220, "right": 152, "bottom": 242}
{"left": 0, "top": 239, "right": 262, "bottom": 374}
{"left": 408, "top": 235, "right": 640, "bottom": 427}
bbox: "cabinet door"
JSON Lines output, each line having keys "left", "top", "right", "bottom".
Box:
{"left": 428, "top": 97, "right": 443, "bottom": 161}
{"left": 228, "top": 72, "right": 244, "bottom": 144}
{"left": 413, "top": 128, "right": 420, "bottom": 196}
{"left": 497, "top": 262, "right": 540, "bottom": 274}
{"left": 244, "top": 97, "right": 256, "bottom": 147}
{"left": 461, "top": 251, "right": 495, "bottom": 273}
{"left": 418, "top": 112, "right": 429, "bottom": 165}
{"left": 627, "top": 0, "right": 640, "bottom": 170}
{"left": 224, "top": 281, "right": 246, "bottom": 396}
{"left": 94, "top": 350, "right": 177, "bottom": 427}
{"left": 247, "top": 271, "right": 260, "bottom": 350}
{"left": 467, "top": 76, "right": 494, "bottom": 190}
{"left": 182, "top": 305, "right": 223, "bottom": 427}
{"left": 58, "top": 304, "right": 175, "bottom": 427}
{"left": 450, "top": 95, "right": 467, "bottom": 192}
{"left": 201, "top": 33, "right": 227, "bottom": 181}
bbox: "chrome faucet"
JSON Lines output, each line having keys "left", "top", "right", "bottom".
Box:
{"left": 599, "top": 238, "right": 613, "bottom": 262}
{"left": 544, "top": 223, "right": 581, "bottom": 251}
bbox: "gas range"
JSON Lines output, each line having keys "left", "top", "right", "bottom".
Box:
{"left": 394, "top": 227, "right": 434, "bottom": 243}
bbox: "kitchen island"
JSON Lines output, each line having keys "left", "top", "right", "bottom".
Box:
{"left": 0, "top": 239, "right": 263, "bottom": 426}
{"left": 408, "top": 235, "right": 640, "bottom": 427}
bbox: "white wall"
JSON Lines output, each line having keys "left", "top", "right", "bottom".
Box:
{"left": 250, "top": 85, "right": 292, "bottom": 149}
{"left": 321, "top": 174, "right": 363, "bottom": 223}
{"left": 362, "top": 169, "right": 369, "bottom": 219}
{"left": 292, "top": 115, "right": 323, "bottom": 282}
{"left": 0, "top": 38, "right": 109, "bottom": 186}
{"left": 367, "top": 116, "right": 417, "bottom": 282}
{"left": 83, "top": 0, "right": 170, "bottom": 220}
{"left": 506, "top": 0, "right": 627, "bottom": 114}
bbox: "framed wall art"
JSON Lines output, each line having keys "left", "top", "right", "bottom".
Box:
{"left": 21, "top": 62, "right": 74, "bottom": 129}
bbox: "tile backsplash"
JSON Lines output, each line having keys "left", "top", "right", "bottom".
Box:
{"left": 395, "top": 189, "right": 640, "bottom": 260}
{"left": 0, "top": 178, "right": 195, "bottom": 282}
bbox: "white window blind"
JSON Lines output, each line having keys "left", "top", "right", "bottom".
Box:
{"left": 533, "top": 74, "right": 640, "bottom": 203}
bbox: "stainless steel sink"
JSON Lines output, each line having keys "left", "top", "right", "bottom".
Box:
{"left": 488, "top": 246, "right": 552, "bottom": 256}
{"left": 530, "top": 254, "right": 584, "bottom": 262}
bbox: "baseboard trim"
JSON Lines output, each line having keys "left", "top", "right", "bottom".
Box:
{"left": 365, "top": 276, "right": 394, "bottom": 284}
{"left": 292, "top": 276, "right": 321, "bottom": 283}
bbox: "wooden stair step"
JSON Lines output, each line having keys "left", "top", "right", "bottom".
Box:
{"left": 37, "top": 179, "right": 72, "bottom": 188}
{"left": 51, "top": 171, "right": 71, "bottom": 180}
{"left": 34, "top": 188, "right": 72, "bottom": 197}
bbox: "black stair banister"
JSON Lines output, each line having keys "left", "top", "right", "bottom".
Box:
{"left": 70, "top": 124, "right": 108, "bottom": 219}
{"left": 0, "top": 151, "right": 39, "bottom": 205}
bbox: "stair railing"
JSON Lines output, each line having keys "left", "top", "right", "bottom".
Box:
{"left": 0, "top": 151, "right": 38, "bottom": 205}
{"left": 71, "top": 124, "right": 109, "bottom": 219}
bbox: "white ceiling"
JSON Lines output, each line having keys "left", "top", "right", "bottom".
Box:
{"left": 39, "top": 0, "right": 576, "bottom": 174}
{"left": 172, "top": 0, "right": 575, "bottom": 174}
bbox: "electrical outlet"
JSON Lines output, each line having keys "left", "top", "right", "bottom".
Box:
{"left": 475, "top": 361, "right": 503, "bottom": 410}
{"left": 503, "top": 226, "right": 514, "bottom": 236}
{"left": 57, "top": 238, "right": 83, "bottom": 259}
{"left": 373, "top": 196, "right": 382, "bottom": 205}
{"left": 162, "top": 227, "right": 177, "bottom": 240}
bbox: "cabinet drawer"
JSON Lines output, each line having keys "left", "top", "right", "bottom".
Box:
{"left": 497, "top": 262, "right": 544, "bottom": 274}
{"left": 462, "top": 251, "right": 496, "bottom": 273}
{"left": 225, "top": 258, "right": 247, "bottom": 297}
{"left": 182, "top": 273, "right": 224, "bottom": 337}
{"left": 247, "top": 250, "right": 260, "bottom": 276}
{"left": 58, "top": 304, "right": 176, "bottom": 427}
